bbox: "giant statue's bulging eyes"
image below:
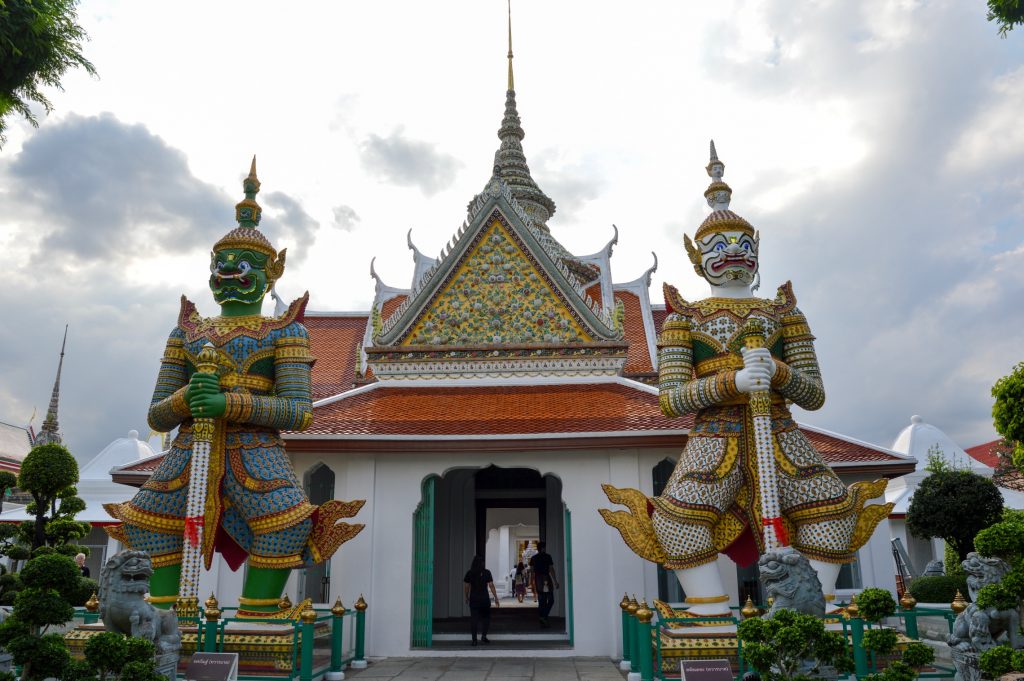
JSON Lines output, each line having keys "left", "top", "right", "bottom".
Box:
{"left": 239, "top": 261, "right": 252, "bottom": 273}
{"left": 714, "top": 243, "right": 725, "bottom": 251}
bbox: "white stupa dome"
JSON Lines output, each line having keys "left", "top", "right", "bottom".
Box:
{"left": 78, "top": 430, "right": 156, "bottom": 481}
{"left": 890, "top": 415, "right": 991, "bottom": 475}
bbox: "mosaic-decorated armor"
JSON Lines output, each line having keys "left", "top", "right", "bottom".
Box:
{"left": 106, "top": 295, "right": 360, "bottom": 572}
{"left": 651, "top": 282, "right": 880, "bottom": 569}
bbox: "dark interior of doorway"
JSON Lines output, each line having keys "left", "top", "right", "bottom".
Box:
{"left": 431, "top": 466, "right": 568, "bottom": 648}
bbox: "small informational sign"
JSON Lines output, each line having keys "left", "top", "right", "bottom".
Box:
{"left": 186, "top": 652, "right": 239, "bottom": 681}
{"left": 681, "top": 658, "right": 733, "bottom": 681}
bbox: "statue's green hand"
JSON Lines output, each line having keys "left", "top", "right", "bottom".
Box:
{"left": 186, "top": 372, "right": 222, "bottom": 415}
{"left": 190, "top": 392, "right": 226, "bottom": 419}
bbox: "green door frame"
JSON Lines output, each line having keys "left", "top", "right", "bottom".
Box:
{"left": 411, "top": 476, "right": 437, "bottom": 647}
{"left": 564, "top": 504, "right": 575, "bottom": 646}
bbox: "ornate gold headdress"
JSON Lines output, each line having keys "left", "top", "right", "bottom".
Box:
{"left": 212, "top": 157, "right": 287, "bottom": 283}
{"left": 684, "top": 141, "right": 757, "bottom": 275}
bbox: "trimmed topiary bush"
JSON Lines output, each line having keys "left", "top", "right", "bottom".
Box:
{"left": 856, "top": 587, "right": 896, "bottom": 623}
{"left": 908, "top": 575, "right": 969, "bottom": 603}
{"left": 737, "top": 608, "right": 854, "bottom": 681}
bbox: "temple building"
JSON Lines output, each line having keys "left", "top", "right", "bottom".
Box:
{"left": 111, "top": 32, "right": 916, "bottom": 656}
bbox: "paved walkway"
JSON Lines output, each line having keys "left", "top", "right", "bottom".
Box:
{"left": 346, "top": 657, "right": 626, "bottom": 681}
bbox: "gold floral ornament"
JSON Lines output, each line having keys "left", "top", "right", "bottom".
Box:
{"left": 598, "top": 484, "right": 667, "bottom": 563}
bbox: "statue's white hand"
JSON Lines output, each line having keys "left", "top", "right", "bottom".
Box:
{"left": 736, "top": 364, "right": 772, "bottom": 393}
{"left": 741, "top": 347, "right": 777, "bottom": 377}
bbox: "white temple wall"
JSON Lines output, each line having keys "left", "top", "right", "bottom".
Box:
{"left": 283, "top": 445, "right": 906, "bottom": 657}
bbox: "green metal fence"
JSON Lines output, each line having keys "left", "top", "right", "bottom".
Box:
{"left": 617, "top": 599, "right": 959, "bottom": 681}
{"left": 70, "top": 601, "right": 367, "bottom": 681}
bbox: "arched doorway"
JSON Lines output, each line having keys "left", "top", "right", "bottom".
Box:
{"left": 411, "top": 466, "right": 572, "bottom": 648}
{"left": 653, "top": 458, "right": 684, "bottom": 603}
{"left": 300, "top": 463, "right": 335, "bottom": 603}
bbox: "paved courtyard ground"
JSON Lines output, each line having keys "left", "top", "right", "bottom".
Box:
{"left": 345, "top": 656, "right": 626, "bottom": 681}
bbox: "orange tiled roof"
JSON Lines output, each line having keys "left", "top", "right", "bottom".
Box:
{"left": 380, "top": 294, "right": 407, "bottom": 320}
{"left": 617, "top": 291, "right": 654, "bottom": 375}
{"left": 306, "top": 315, "right": 367, "bottom": 399}
{"left": 801, "top": 427, "right": 907, "bottom": 464}
{"left": 652, "top": 305, "right": 668, "bottom": 334}
{"left": 309, "top": 383, "right": 689, "bottom": 436}
{"left": 966, "top": 439, "right": 1007, "bottom": 468}
{"left": 112, "top": 387, "right": 911, "bottom": 483}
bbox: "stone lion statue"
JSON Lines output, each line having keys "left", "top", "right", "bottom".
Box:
{"left": 759, "top": 547, "right": 825, "bottom": 618}
{"left": 949, "top": 553, "right": 1019, "bottom": 651}
{"left": 99, "top": 550, "right": 181, "bottom": 679}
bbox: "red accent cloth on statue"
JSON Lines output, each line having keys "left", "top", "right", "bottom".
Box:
{"left": 184, "top": 516, "right": 203, "bottom": 547}
{"left": 762, "top": 516, "right": 789, "bottom": 546}
{"left": 722, "top": 524, "right": 759, "bottom": 567}
{"left": 214, "top": 525, "right": 248, "bottom": 571}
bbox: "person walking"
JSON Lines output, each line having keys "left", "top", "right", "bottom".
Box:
{"left": 513, "top": 561, "right": 527, "bottom": 603}
{"left": 463, "top": 555, "right": 500, "bottom": 646}
{"left": 528, "top": 542, "right": 559, "bottom": 627}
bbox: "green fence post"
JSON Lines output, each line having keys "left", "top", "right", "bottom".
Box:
{"left": 84, "top": 592, "right": 100, "bottom": 624}
{"left": 352, "top": 595, "right": 368, "bottom": 669}
{"left": 300, "top": 605, "right": 316, "bottom": 681}
{"left": 899, "top": 593, "right": 919, "bottom": 640}
{"left": 636, "top": 601, "right": 654, "bottom": 681}
{"left": 619, "top": 594, "right": 632, "bottom": 671}
{"left": 327, "top": 597, "right": 346, "bottom": 681}
{"left": 627, "top": 596, "right": 640, "bottom": 672}
{"left": 203, "top": 594, "right": 221, "bottom": 653}
{"left": 850, "top": 614, "right": 868, "bottom": 678}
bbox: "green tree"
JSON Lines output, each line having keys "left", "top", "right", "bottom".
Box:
{"left": 737, "top": 609, "right": 854, "bottom": 681}
{"left": 17, "top": 442, "right": 86, "bottom": 551}
{"left": 906, "top": 469, "right": 1004, "bottom": 561}
{"left": 0, "top": 0, "right": 96, "bottom": 146}
{"left": 987, "top": 0, "right": 1024, "bottom": 36}
{"left": 993, "top": 361, "right": 1024, "bottom": 467}
{"left": 0, "top": 471, "right": 17, "bottom": 514}
{"left": 0, "top": 553, "right": 79, "bottom": 680}
{"left": 61, "top": 632, "right": 164, "bottom": 681}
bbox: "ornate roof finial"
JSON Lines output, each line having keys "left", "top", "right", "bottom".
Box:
{"left": 35, "top": 325, "right": 68, "bottom": 446}
{"left": 235, "top": 155, "right": 263, "bottom": 228}
{"left": 507, "top": 0, "right": 515, "bottom": 91}
{"left": 703, "top": 139, "right": 733, "bottom": 212}
{"left": 492, "top": 4, "right": 556, "bottom": 230}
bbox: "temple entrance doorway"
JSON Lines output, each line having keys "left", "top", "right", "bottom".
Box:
{"left": 411, "top": 466, "right": 572, "bottom": 648}
{"left": 299, "top": 463, "right": 334, "bottom": 604}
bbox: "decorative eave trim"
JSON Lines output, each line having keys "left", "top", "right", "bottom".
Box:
{"left": 369, "top": 256, "right": 411, "bottom": 303}
{"left": 311, "top": 373, "right": 656, "bottom": 398}
{"left": 288, "top": 428, "right": 689, "bottom": 442}
{"left": 613, "top": 251, "right": 660, "bottom": 370}
{"left": 575, "top": 224, "right": 618, "bottom": 312}
{"left": 407, "top": 228, "right": 436, "bottom": 290}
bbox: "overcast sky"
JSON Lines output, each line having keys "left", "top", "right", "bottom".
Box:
{"left": 1, "top": 0, "right": 1022, "bottom": 463}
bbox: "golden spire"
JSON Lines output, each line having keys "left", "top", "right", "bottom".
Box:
{"left": 507, "top": 0, "right": 514, "bottom": 91}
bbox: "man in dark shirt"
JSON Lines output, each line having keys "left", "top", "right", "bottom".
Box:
{"left": 463, "top": 556, "right": 500, "bottom": 645}
{"left": 528, "top": 542, "right": 559, "bottom": 627}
